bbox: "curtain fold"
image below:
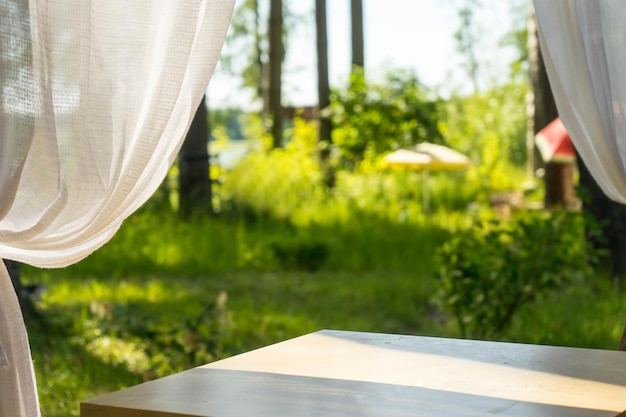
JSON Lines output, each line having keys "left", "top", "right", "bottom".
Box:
{"left": 0, "top": 0, "right": 234, "bottom": 415}
{"left": 534, "top": 0, "right": 626, "bottom": 203}
{"left": 0, "top": 0, "right": 234, "bottom": 267}
{"left": 0, "top": 264, "right": 38, "bottom": 417}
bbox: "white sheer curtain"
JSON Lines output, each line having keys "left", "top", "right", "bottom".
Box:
{"left": 0, "top": 0, "right": 234, "bottom": 415}
{"left": 534, "top": 0, "right": 626, "bottom": 203}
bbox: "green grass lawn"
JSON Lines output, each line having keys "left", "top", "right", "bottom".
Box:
{"left": 19, "top": 207, "right": 626, "bottom": 416}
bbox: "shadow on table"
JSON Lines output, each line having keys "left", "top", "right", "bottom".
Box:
{"left": 83, "top": 368, "right": 623, "bottom": 417}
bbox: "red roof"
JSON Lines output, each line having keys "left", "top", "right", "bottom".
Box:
{"left": 535, "top": 118, "right": 576, "bottom": 163}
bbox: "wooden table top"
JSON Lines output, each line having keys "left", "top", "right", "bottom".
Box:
{"left": 81, "top": 330, "right": 626, "bottom": 417}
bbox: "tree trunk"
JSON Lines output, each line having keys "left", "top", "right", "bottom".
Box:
{"left": 178, "top": 96, "right": 212, "bottom": 217}
{"left": 3, "top": 259, "right": 38, "bottom": 320}
{"left": 577, "top": 151, "right": 626, "bottom": 284}
{"left": 316, "top": 0, "right": 331, "bottom": 145}
{"left": 350, "top": 0, "right": 364, "bottom": 70}
{"left": 3, "top": 259, "right": 23, "bottom": 301}
{"left": 526, "top": 4, "right": 544, "bottom": 179}
{"left": 316, "top": 0, "right": 334, "bottom": 188}
{"left": 528, "top": 5, "right": 570, "bottom": 209}
{"left": 268, "top": 0, "right": 283, "bottom": 148}
{"left": 253, "top": 0, "right": 270, "bottom": 122}
{"left": 543, "top": 163, "right": 576, "bottom": 208}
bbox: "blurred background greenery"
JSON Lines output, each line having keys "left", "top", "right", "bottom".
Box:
{"left": 13, "top": 1, "right": 626, "bottom": 416}
{"left": 24, "top": 109, "right": 624, "bottom": 415}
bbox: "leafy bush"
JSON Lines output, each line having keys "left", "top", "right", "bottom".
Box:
{"left": 222, "top": 118, "right": 325, "bottom": 222}
{"left": 328, "top": 68, "right": 443, "bottom": 167}
{"left": 435, "top": 210, "right": 593, "bottom": 339}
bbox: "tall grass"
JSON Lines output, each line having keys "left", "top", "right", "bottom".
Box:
{"left": 23, "top": 203, "right": 625, "bottom": 417}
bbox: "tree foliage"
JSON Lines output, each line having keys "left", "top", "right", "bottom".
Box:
{"left": 498, "top": 1, "right": 530, "bottom": 81}
{"left": 221, "top": 0, "right": 264, "bottom": 93}
{"left": 454, "top": 0, "right": 482, "bottom": 92}
{"left": 328, "top": 69, "right": 443, "bottom": 167}
{"left": 220, "top": 0, "right": 299, "bottom": 107}
{"left": 439, "top": 80, "right": 527, "bottom": 195}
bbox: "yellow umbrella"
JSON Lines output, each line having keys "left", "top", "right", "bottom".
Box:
{"left": 382, "top": 149, "right": 431, "bottom": 169}
{"left": 414, "top": 142, "right": 470, "bottom": 171}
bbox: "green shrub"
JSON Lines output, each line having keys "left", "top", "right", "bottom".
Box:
{"left": 435, "top": 210, "right": 593, "bottom": 339}
{"left": 328, "top": 68, "right": 443, "bottom": 167}
{"left": 222, "top": 118, "right": 325, "bottom": 222}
